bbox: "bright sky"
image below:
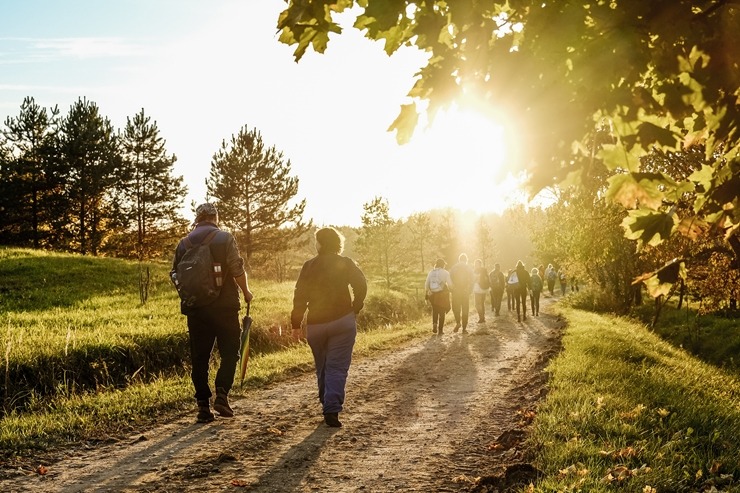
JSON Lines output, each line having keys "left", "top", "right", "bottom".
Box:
{"left": 0, "top": 0, "right": 533, "bottom": 227}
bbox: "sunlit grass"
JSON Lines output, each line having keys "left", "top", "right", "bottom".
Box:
{"left": 0, "top": 319, "right": 429, "bottom": 454}
{"left": 529, "top": 307, "right": 740, "bottom": 492}
{"left": 0, "top": 247, "right": 430, "bottom": 456}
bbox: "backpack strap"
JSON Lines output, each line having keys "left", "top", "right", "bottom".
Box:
{"left": 202, "top": 230, "right": 219, "bottom": 245}
{"left": 184, "top": 229, "right": 219, "bottom": 249}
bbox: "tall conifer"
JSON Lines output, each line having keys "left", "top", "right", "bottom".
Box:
{"left": 0, "top": 97, "right": 61, "bottom": 248}
{"left": 115, "top": 109, "right": 187, "bottom": 260}
{"left": 206, "top": 125, "right": 311, "bottom": 269}
{"left": 59, "top": 98, "right": 119, "bottom": 255}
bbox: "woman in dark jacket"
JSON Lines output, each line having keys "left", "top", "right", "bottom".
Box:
{"left": 514, "top": 260, "right": 531, "bottom": 322}
{"left": 291, "top": 227, "right": 367, "bottom": 427}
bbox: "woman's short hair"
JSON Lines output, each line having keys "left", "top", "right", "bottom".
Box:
{"left": 434, "top": 258, "right": 446, "bottom": 268}
{"left": 315, "top": 227, "right": 344, "bottom": 254}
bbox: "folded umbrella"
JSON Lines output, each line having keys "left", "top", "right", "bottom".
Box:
{"left": 239, "top": 302, "right": 253, "bottom": 388}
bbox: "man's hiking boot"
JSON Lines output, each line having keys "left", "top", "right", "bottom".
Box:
{"left": 213, "top": 388, "right": 234, "bottom": 418}
{"left": 324, "top": 412, "right": 342, "bottom": 428}
{"left": 196, "top": 399, "right": 215, "bottom": 423}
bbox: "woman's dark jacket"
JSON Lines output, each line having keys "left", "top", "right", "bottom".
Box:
{"left": 291, "top": 253, "right": 367, "bottom": 329}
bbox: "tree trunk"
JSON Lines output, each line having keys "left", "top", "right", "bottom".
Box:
{"left": 652, "top": 295, "right": 663, "bottom": 328}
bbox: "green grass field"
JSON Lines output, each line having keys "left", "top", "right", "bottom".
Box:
{"left": 4, "top": 246, "right": 740, "bottom": 493}
{"left": 0, "top": 247, "right": 427, "bottom": 456}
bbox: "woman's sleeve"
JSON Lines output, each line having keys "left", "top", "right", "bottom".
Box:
{"left": 290, "top": 262, "right": 310, "bottom": 330}
{"left": 348, "top": 258, "right": 368, "bottom": 314}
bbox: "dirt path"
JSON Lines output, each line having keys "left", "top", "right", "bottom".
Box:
{"left": 3, "top": 297, "right": 564, "bottom": 493}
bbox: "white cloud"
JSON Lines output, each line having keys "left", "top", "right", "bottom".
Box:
{"left": 0, "top": 36, "right": 147, "bottom": 61}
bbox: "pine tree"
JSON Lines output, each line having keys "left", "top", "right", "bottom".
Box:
{"left": 59, "top": 98, "right": 119, "bottom": 255}
{"left": 0, "top": 97, "right": 61, "bottom": 248}
{"left": 206, "top": 125, "right": 311, "bottom": 269}
{"left": 114, "top": 109, "right": 187, "bottom": 260}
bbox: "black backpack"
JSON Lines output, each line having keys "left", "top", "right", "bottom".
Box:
{"left": 171, "top": 230, "right": 223, "bottom": 308}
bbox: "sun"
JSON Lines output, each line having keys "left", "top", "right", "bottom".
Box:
{"left": 390, "top": 105, "right": 527, "bottom": 218}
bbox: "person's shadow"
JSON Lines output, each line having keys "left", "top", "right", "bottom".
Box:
{"left": 247, "top": 423, "right": 339, "bottom": 491}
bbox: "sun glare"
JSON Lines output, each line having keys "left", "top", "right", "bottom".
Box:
{"left": 393, "top": 106, "right": 526, "bottom": 218}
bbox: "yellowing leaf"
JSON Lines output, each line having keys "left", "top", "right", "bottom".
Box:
{"left": 676, "top": 216, "right": 710, "bottom": 240}
{"left": 607, "top": 173, "right": 665, "bottom": 209}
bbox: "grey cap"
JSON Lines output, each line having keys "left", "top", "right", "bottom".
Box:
{"left": 195, "top": 203, "right": 218, "bottom": 222}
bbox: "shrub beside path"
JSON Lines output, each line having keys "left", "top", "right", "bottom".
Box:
{"left": 3, "top": 297, "right": 564, "bottom": 492}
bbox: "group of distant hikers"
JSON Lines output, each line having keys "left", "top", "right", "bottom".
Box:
{"left": 424, "top": 254, "right": 577, "bottom": 334}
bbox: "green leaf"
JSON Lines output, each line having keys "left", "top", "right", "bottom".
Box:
{"left": 311, "top": 30, "right": 331, "bottom": 54}
{"left": 381, "top": 25, "right": 406, "bottom": 55}
{"left": 598, "top": 143, "right": 643, "bottom": 172}
{"left": 354, "top": 14, "right": 375, "bottom": 30}
{"left": 636, "top": 121, "right": 678, "bottom": 150}
{"left": 387, "top": 103, "right": 419, "bottom": 144}
{"left": 688, "top": 164, "right": 714, "bottom": 193}
{"left": 621, "top": 208, "right": 677, "bottom": 248}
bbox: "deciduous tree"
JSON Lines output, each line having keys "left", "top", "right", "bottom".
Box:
{"left": 356, "top": 196, "right": 404, "bottom": 289}
{"left": 406, "top": 211, "right": 432, "bottom": 272}
{"left": 276, "top": 0, "right": 740, "bottom": 296}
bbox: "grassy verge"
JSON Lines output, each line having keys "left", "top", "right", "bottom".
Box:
{"left": 0, "top": 318, "right": 430, "bottom": 458}
{"left": 528, "top": 306, "right": 740, "bottom": 492}
{"left": 633, "top": 300, "right": 740, "bottom": 373}
{"left": 0, "top": 247, "right": 429, "bottom": 458}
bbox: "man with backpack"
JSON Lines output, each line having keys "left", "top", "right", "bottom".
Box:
{"left": 171, "top": 203, "right": 254, "bottom": 423}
